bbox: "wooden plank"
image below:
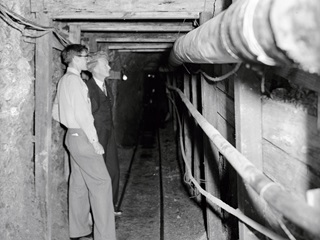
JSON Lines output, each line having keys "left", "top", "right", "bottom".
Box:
{"left": 201, "top": 73, "right": 224, "bottom": 240}
{"left": 89, "top": 36, "right": 98, "bottom": 52}
{"left": 44, "top": 0, "right": 207, "bottom": 17}
{"left": 96, "top": 36, "right": 177, "bottom": 43}
{"left": 216, "top": 88, "right": 235, "bottom": 128}
{"left": 199, "top": 11, "right": 224, "bottom": 240}
{"left": 52, "top": 11, "right": 200, "bottom": 20}
{"left": 217, "top": 114, "right": 235, "bottom": 147}
{"left": 234, "top": 66, "right": 264, "bottom": 240}
{"left": 78, "top": 22, "right": 194, "bottom": 32}
{"left": 35, "top": 13, "right": 53, "bottom": 240}
{"left": 262, "top": 99, "right": 320, "bottom": 171}
{"left": 107, "top": 43, "right": 173, "bottom": 50}
{"left": 273, "top": 66, "right": 320, "bottom": 93}
{"left": 263, "top": 140, "right": 320, "bottom": 199}
{"left": 117, "top": 49, "right": 170, "bottom": 53}
{"left": 68, "top": 24, "right": 81, "bottom": 43}
{"left": 191, "top": 74, "right": 202, "bottom": 203}
{"left": 183, "top": 72, "right": 192, "bottom": 192}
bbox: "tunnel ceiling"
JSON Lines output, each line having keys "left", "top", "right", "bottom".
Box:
{"left": 58, "top": 19, "right": 197, "bottom": 73}
{"left": 79, "top": 19, "right": 196, "bottom": 72}
{"left": 46, "top": 0, "right": 212, "bottom": 73}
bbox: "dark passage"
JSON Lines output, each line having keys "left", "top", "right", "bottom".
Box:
{"left": 115, "top": 76, "right": 205, "bottom": 239}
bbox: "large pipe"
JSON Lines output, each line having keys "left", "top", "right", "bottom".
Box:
{"left": 169, "top": 0, "right": 320, "bottom": 74}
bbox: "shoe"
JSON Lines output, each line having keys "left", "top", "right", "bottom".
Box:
{"left": 114, "top": 210, "right": 123, "bottom": 216}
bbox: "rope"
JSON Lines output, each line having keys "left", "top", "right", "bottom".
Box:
{"left": 0, "top": 3, "right": 70, "bottom": 46}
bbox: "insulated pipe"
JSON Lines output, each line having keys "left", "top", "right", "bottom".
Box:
{"left": 169, "top": 0, "right": 320, "bottom": 74}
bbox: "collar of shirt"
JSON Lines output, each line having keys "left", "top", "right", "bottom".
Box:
{"left": 93, "top": 77, "right": 105, "bottom": 91}
{"left": 67, "top": 67, "right": 81, "bottom": 76}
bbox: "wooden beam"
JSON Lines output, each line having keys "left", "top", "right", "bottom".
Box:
{"left": 35, "top": 13, "right": 53, "bottom": 240}
{"left": 201, "top": 72, "right": 223, "bottom": 240}
{"left": 273, "top": 66, "right": 320, "bottom": 93}
{"left": 96, "top": 36, "right": 177, "bottom": 43}
{"left": 79, "top": 22, "right": 194, "bottom": 32}
{"left": 107, "top": 43, "right": 173, "bottom": 50}
{"left": 234, "top": 66, "right": 263, "bottom": 240}
{"left": 68, "top": 24, "right": 81, "bottom": 43}
{"left": 183, "top": 72, "right": 193, "bottom": 197}
{"left": 191, "top": 74, "right": 202, "bottom": 204}
{"left": 117, "top": 49, "right": 169, "bottom": 52}
{"left": 52, "top": 11, "right": 200, "bottom": 20}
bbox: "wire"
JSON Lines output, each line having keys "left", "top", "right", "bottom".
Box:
{"left": 182, "top": 62, "right": 242, "bottom": 82}
{"left": 166, "top": 89, "right": 288, "bottom": 240}
{"left": 0, "top": 3, "right": 70, "bottom": 47}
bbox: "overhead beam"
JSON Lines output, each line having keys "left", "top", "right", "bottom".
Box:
{"left": 96, "top": 36, "right": 177, "bottom": 43}
{"left": 52, "top": 11, "right": 199, "bottom": 20}
{"left": 107, "top": 43, "right": 173, "bottom": 50}
{"left": 77, "top": 22, "right": 194, "bottom": 32}
{"left": 117, "top": 49, "right": 170, "bottom": 52}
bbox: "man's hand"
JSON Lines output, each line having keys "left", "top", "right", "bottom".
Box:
{"left": 92, "top": 141, "right": 105, "bottom": 155}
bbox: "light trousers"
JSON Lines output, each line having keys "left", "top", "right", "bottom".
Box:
{"left": 65, "top": 128, "right": 116, "bottom": 240}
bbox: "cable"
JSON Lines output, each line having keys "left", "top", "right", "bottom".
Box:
{"left": 166, "top": 90, "right": 288, "bottom": 240}
{"left": 182, "top": 62, "right": 242, "bottom": 82}
{"left": 0, "top": 3, "right": 70, "bottom": 47}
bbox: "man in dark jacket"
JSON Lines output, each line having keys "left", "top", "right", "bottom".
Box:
{"left": 86, "top": 52, "right": 121, "bottom": 215}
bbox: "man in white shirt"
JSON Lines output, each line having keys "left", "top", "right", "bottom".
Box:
{"left": 53, "top": 44, "right": 116, "bottom": 240}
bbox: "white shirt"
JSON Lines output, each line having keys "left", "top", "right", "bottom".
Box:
{"left": 52, "top": 67, "right": 99, "bottom": 143}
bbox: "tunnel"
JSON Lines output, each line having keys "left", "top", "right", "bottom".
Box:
{"left": 1, "top": 0, "right": 320, "bottom": 240}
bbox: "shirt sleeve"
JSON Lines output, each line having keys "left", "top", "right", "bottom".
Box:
{"left": 68, "top": 75, "right": 99, "bottom": 143}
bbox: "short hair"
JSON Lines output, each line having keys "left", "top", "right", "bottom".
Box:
{"left": 61, "top": 44, "right": 88, "bottom": 65}
{"left": 87, "top": 51, "right": 109, "bottom": 72}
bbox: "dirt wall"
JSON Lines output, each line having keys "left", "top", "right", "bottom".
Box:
{"left": 0, "top": 1, "right": 43, "bottom": 239}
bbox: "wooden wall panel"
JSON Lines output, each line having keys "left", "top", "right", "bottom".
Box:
{"left": 234, "top": 67, "right": 265, "bottom": 240}
{"left": 262, "top": 99, "right": 320, "bottom": 195}
{"left": 216, "top": 88, "right": 235, "bottom": 128}
{"left": 263, "top": 141, "right": 320, "bottom": 197}
{"left": 45, "top": 0, "right": 212, "bottom": 18}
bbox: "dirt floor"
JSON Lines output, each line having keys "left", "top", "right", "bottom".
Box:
{"left": 115, "top": 120, "right": 206, "bottom": 240}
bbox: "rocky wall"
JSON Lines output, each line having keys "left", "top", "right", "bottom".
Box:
{"left": 50, "top": 50, "right": 69, "bottom": 240}
{"left": 0, "top": 1, "right": 43, "bottom": 239}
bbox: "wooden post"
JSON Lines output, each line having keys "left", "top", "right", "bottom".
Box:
{"left": 234, "top": 66, "right": 263, "bottom": 240}
{"left": 68, "top": 24, "right": 81, "bottom": 43}
{"left": 201, "top": 72, "right": 224, "bottom": 240}
{"left": 35, "top": 13, "right": 53, "bottom": 240}
{"left": 198, "top": 10, "right": 224, "bottom": 240}
{"left": 183, "top": 72, "right": 193, "bottom": 191}
{"left": 191, "top": 74, "right": 202, "bottom": 203}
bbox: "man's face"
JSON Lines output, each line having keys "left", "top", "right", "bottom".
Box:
{"left": 75, "top": 50, "right": 89, "bottom": 71}
{"left": 95, "top": 58, "right": 111, "bottom": 78}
